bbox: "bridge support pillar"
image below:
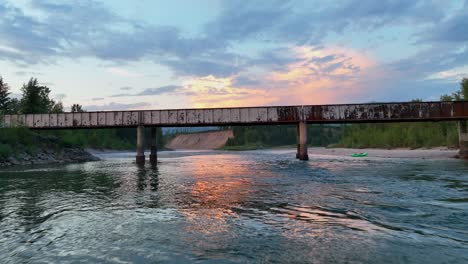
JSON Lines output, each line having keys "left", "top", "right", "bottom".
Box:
{"left": 297, "top": 121, "right": 309, "bottom": 161}
{"left": 150, "top": 127, "right": 158, "bottom": 165}
{"left": 136, "top": 125, "right": 145, "bottom": 165}
{"left": 459, "top": 121, "right": 468, "bottom": 159}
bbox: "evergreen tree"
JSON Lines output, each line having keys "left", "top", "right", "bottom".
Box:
{"left": 440, "top": 94, "right": 453, "bottom": 101}
{"left": 51, "top": 102, "right": 65, "bottom": 113}
{"left": 71, "top": 104, "right": 85, "bottom": 112}
{"left": 461, "top": 78, "right": 468, "bottom": 100}
{"left": 0, "top": 76, "right": 11, "bottom": 114}
{"left": 20, "top": 78, "right": 55, "bottom": 114}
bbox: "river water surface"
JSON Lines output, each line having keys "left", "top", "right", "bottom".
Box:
{"left": 1, "top": 150, "right": 468, "bottom": 263}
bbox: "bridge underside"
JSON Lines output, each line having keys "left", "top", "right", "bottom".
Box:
{"left": 2, "top": 101, "right": 468, "bottom": 164}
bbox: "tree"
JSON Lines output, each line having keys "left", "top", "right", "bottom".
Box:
{"left": 461, "top": 78, "right": 468, "bottom": 100}
{"left": 20, "top": 78, "right": 55, "bottom": 114}
{"left": 0, "top": 76, "right": 11, "bottom": 114}
{"left": 71, "top": 104, "right": 85, "bottom": 112}
{"left": 440, "top": 94, "right": 453, "bottom": 101}
{"left": 51, "top": 102, "right": 64, "bottom": 113}
{"left": 8, "top": 98, "right": 21, "bottom": 114}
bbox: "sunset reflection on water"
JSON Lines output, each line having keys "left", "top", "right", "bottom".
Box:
{"left": 1, "top": 150, "right": 466, "bottom": 263}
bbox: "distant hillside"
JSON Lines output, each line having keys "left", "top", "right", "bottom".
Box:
{"left": 165, "top": 130, "right": 234, "bottom": 150}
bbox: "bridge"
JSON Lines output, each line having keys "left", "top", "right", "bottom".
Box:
{"left": 2, "top": 101, "right": 468, "bottom": 165}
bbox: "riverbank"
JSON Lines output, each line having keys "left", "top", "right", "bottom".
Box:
{"left": 0, "top": 147, "right": 99, "bottom": 167}
{"left": 299, "top": 147, "right": 459, "bottom": 160}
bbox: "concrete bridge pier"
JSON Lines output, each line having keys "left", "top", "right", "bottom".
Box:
{"left": 150, "top": 127, "right": 158, "bottom": 165}
{"left": 136, "top": 125, "right": 146, "bottom": 165}
{"left": 297, "top": 121, "right": 309, "bottom": 160}
{"left": 459, "top": 120, "right": 468, "bottom": 159}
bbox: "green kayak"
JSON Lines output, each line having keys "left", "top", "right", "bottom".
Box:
{"left": 350, "top": 152, "right": 368, "bottom": 157}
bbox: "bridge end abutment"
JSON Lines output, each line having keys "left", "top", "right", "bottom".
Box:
{"left": 296, "top": 121, "right": 309, "bottom": 161}
{"left": 459, "top": 120, "right": 468, "bottom": 159}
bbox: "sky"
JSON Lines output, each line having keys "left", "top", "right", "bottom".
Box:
{"left": 0, "top": 0, "right": 467, "bottom": 111}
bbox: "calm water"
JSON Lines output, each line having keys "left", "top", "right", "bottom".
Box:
{"left": 1, "top": 150, "right": 468, "bottom": 263}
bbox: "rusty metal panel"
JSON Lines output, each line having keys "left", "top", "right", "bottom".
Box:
{"left": 249, "top": 108, "right": 259, "bottom": 122}
{"left": 131, "top": 112, "right": 139, "bottom": 125}
{"left": 90, "top": 113, "right": 98, "bottom": 126}
{"left": 204, "top": 109, "right": 213, "bottom": 123}
{"left": 10, "top": 115, "right": 17, "bottom": 127}
{"left": 102, "top": 112, "right": 112, "bottom": 126}
{"left": 41, "top": 114, "right": 50, "bottom": 127}
{"left": 277, "top": 106, "right": 299, "bottom": 122}
{"left": 17, "top": 115, "right": 25, "bottom": 127}
{"left": 73, "top": 113, "right": 82, "bottom": 126}
{"left": 97, "top": 112, "right": 105, "bottom": 126}
{"left": 160, "top": 110, "right": 168, "bottom": 124}
{"left": 114, "top": 112, "right": 123, "bottom": 126}
{"left": 143, "top": 111, "right": 152, "bottom": 125}
{"left": 151, "top": 111, "right": 160, "bottom": 124}
{"left": 321, "top": 105, "right": 341, "bottom": 120}
{"left": 26, "top": 115, "right": 34, "bottom": 127}
{"left": 64, "top": 113, "right": 73, "bottom": 127}
{"left": 4, "top": 115, "right": 11, "bottom": 128}
{"left": 240, "top": 108, "right": 249, "bottom": 122}
{"left": 368, "top": 104, "right": 386, "bottom": 120}
{"left": 302, "top": 106, "right": 313, "bottom": 121}
{"left": 57, "top": 114, "right": 65, "bottom": 126}
{"left": 151, "top": 111, "right": 161, "bottom": 125}
{"left": 420, "top": 103, "right": 440, "bottom": 119}
{"left": 342, "top": 105, "right": 357, "bottom": 120}
{"left": 34, "top": 115, "right": 42, "bottom": 127}
{"left": 452, "top": 102, "right": 466, "bottom": 117}
{"left": 81, "top": 113, "right": 90, "bottom": 126}
{"left": 123, "top": 112, "right": 132, "bottom": 125}
{"left": 49, "top": 114, "right": 57, "bottom": 127}
{"left": 186, "top": 110, "right": 196, "bottom": 124}
{"left": 177, "top": 110, "right": 186, "bottom": 124}
{"left": 168, "top": 110, "right": 177, "bottom": 124}
{"left": 221, "top": 109, "right": 230, "bottom": 123}
{"left": 195, "top": 109, "right": 204, "bottom": 123}
{"left": 387, "top": 104, "right": 402, "bottom": 119}
{"left": 258, "top": 108, "right": 268, "bottom": 122}
{"left": 440, "top": 102, "right": 453, "bottom": 117}
{"left": 213, "top": 109, "right": 223, "bottom": 123}
{"left": 267, "top": 107, "right": 278, "bottom": 122}
{"left": 230, "top": 108, "right": 240, "bottom": 122}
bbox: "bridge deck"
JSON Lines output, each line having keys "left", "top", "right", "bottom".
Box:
{"left": 2, "top": 101, "right": 468, "bottom": 129}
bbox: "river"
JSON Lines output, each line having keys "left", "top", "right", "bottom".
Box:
{"left": 1, "top": 150, "right": 467, "bottom": 263}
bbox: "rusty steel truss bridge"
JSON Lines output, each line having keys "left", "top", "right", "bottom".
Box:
{"left": 2, "top": 101, "right": 468, "bottom": 164}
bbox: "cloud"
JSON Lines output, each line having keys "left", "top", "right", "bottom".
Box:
{"left": 424, "top": 5, "right": 468, "bottom": 42}
{"left": 106, "top": 67, "right": 141, "bottom": 77}
{"left": 108, "top": 85, "right": 183, "bottom": 97}
{"left": 53, "top": 93, "right": 66, "bottom": 101}
{"left": 84, "top": 102, "right": 151, "bottom": 111}
{"left": 137, "top": 85, "right": 182, "bottom": 96}
{"left": 120, "top": 86, "right": 133, "bottom": 91}
{"left": 181, "top": 75, "right": 276, "bottom": 108}
{"left": 205, "top": 0, "right": 445, "bottom": 45}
